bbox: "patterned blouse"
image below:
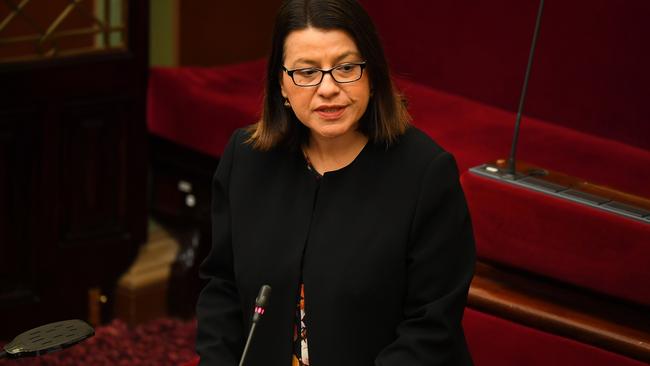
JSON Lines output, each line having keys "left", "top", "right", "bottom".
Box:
{"left": 293, "top": 152, "right": 322, "bottom": 366}
{"left": 292, "top": 284, "right": 309, "bottom": 366}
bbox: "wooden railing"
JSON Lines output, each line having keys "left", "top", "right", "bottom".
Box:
{"left": 469, "top": 261, "right": 650, "bottom": 363}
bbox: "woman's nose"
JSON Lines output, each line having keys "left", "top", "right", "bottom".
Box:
{"left": 316, "top": 72, "right": 341, "bottom": 97}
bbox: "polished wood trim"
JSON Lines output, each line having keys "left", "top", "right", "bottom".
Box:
{"left": 494, "top": 159, "right": 650, "bottom": 211}
{"left": 469, "top": 261, "right": 650, "bottom": 363}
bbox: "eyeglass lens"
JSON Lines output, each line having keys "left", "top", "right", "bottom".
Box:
{"left": 292, "top": 64, "right": 363, "bottom": 86}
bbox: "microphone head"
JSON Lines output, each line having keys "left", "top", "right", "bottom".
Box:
{"left": 255, "top": 285, "right": 272, "bottom": 308}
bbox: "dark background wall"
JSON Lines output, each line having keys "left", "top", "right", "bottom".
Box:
{"left": 179, "top": 0, "right": 282, "bottom": 66}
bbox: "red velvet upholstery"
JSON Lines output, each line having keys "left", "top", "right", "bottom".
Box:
{"left": 401, "top": 78, "right": 650, "bottom": 306}
{"left": 463, "top": 308, "right": 648, "bottom": 366}
{"left": 181, "top": 358, "right": 198, "bottom": 366}
{"left": 147, "top": 62, "right": 650, "bottom": 199}
{"left": 398, "top": 79, "right": 650, "bottom": 199}
{"left": 147, "top": 61, "right": 650, "bottom": 306}
{"left": 462, "top": 171, "right": 650, "bottom": 306}
{"left": 356, "top": 0, "right": 650, "bottom": 306}
{"left": 359, "top": 0, "right": 650, "bottom": 151}
{"left": 148, "top": 2, "right": 650, "bottom": 363}
{"left": 147, "top": 59, "right": 266, "bottom": 158}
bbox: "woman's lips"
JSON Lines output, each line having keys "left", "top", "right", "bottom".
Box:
{"left": 315, "top": 106, "right": 347, "bottom": 120}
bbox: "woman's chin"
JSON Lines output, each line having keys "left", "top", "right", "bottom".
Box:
{"left": 313, "top": 128, "right": 350, "bottom": 140}
{"left": 310, "top": 122, "right": 357, "bottom": 140}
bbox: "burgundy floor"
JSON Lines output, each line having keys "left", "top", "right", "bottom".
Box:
{"left": 0, "top": 318, "right": 197, "bottom": 366}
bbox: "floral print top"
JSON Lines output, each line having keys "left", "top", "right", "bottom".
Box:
{"left": 293, "top": 152, "right": 321, "bottom": 365}
{"left": 292, "top": 284, "right": 309, "bottom": 366}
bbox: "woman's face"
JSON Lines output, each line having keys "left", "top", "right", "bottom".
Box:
{"left": 281, "top": 27, "right": 371, "bottom": 141}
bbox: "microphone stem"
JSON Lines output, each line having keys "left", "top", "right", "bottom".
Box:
{"left": 238, "top": 322, "right": 257, "bottom": 366}
{"left": 508, "top": 0, "right": 545, "bottom": 176}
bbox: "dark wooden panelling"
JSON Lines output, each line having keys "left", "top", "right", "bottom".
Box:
{"left": 0, "top": 109, "right": 39, "bottom": 308}
{"left": 58, "top": 99, "right": 132, "bottom": 246}
{"left": 0, "top": 0, "right": 149, "bottom": 340}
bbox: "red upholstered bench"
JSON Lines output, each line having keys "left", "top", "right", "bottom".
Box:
{"left": 150, "top": 60, "right": 650, "bottom": 365}
{"left": 148, "top": 60, "right": 650, "bottom": 305}
{"left": 393, "top": 79, "right": 650, "bottom": 306}
{"left": 148, "top": 59, "right": 266, "bottom": 158}
{"left": 151, "top": 2, "right": 650, "bottom": 364}
{"left": 363, "top": 0, "right": 650, "bottom": 314}
{"left": 463, "top": 308, "right": 649, "bottom": 366}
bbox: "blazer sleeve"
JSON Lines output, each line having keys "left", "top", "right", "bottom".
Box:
{"left": 196, "top": 130, "right": 244, "bottom": 366}
{"left": 375, "top": 151, "right": 476, "bottom": 366}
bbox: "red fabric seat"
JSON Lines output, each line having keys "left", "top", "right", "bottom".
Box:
{"left": 147, "top": 60, "right": 650, "bottom": 306}
{"left": 180, "top": 357, "right": 199, "bottom": 366}
{"left": 149, "top": 34, "right": 650, "bottom": 366}
{"left": 148, "top": 60, "right": 650, "bottom": 198}
{"left": 152, "top": 1, "right": 650, "bottom": 364}
{"left": 399, "top": 79, "right": 650, "bottom": 306}
{"left": 147, "top": 59, "right": 266, "bottom": 158}
{"left": 358, "top": 0, "right": 650, "bottom": 152}
{"left": 397, "top": 79, "right": 650, "bottom": 199}
{"left": 463, "top": 308, "right": 648, "bottom": 366}
{"left": 462, "top": 172, "right": 650, "bottom": 306}
{"left": 358, "top": 0, "right": 650, "bottom": 307}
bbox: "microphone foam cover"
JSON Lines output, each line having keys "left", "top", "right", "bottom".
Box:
{"left": 255, "top": 285, "right": 272, "bottom": 308}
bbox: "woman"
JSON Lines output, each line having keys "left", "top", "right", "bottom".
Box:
{"left": 196, "top": 0, "right": 476, "bottom": 365}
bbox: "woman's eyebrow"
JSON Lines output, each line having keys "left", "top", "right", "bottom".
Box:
{"left": 292, "top": 58, "right": 319, "bottom": 66}
{"left": 290, "top": 51, "right": 363, "bottom": 68}
{"left": 334, "top": 51, "right": 362, "bottom": 63}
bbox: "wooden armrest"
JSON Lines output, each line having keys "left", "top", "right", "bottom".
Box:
{"left": 468, "top": 261, "right": 650, "bottom": 363}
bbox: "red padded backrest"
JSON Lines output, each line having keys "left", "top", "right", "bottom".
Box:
{"left": 359, "top": 0, "right": 650, "bottom": 151}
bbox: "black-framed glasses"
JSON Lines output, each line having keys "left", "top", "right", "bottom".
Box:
{"left": 282, "top": 62, "right": 367, "bottom": 87}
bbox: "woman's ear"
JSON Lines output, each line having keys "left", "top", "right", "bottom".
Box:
{"left": 280, "top": 73, "right": 288, "bottom": 99}
{"left": 279, "top": 77, "right": 291, "bottom": 107}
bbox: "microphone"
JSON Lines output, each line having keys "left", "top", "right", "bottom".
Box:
{"left": 239, "top": 285, "right": 272, "bottom": 366}
{"left": 507, "top": 0, "right": 545, "bottom": 178}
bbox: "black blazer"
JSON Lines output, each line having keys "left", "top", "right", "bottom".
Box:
{"left": 196, "top": 126, "right": 475, "bottom": 366}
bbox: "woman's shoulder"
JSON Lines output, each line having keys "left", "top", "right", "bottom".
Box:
{"left": 388, "top": 127, "right": 461, "bottom": 189}
{"left": 224, "top": 126, "right": 298, "bottom": 171}
{"left": 388, "top": 126, "right": 449, "bottom": 163}
{"left": 225, "top": 126, "right": 270, "bottom": 159}
{"left": 228, "top": 127, "right": 253, "bottom": 152}
{"left": 228, "top": 126, "right": 290, "bottom": 155}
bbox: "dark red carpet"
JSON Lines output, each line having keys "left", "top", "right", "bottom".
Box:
{"left": 0, "top": 318, "right": 196, "bottom": 366}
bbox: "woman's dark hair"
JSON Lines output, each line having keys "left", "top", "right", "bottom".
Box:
{"left": 247, "top": 0, "right": 410, "bottom": 150}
